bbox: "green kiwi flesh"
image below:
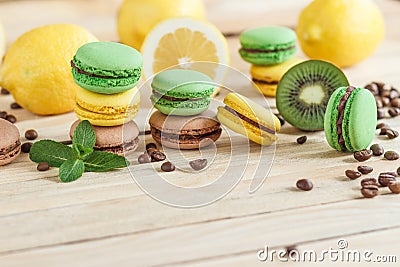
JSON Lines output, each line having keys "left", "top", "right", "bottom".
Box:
{"left": 276, "top": 60, "right": 349, "bottom": 131}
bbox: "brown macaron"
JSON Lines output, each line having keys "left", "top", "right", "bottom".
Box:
{"left": 0, "top": 119, "right": 21, "bottom": 166}
{"left": 149, "top": 111, "right": 222, "bottom": 150}
{"left": 69, "top": 120, "right": 139, "bottom": 156}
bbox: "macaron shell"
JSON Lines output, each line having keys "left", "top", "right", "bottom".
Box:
{"left": 240, "top": 26, "right": 297, "bottom": 49}
{"left": 239, "top": 48, "right": 296, "bottom": 66}
{"left": 324, "top": 87, "right": 347, "bottom": 151}
{"left": 0, "top": 119, "right": 21, "bottom": 166}
{"left": 344, "top": 89, "right": 377, "bottom": 152}
{"left": 74, "top": 105, "right": 138, "bottom": 126}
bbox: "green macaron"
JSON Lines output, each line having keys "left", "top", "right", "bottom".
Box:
{"left": 71, "top": 42, "right": 143, "bottom": 94}
{"left": 150, "top": 69, "right": 215, "bottom": 116}
{"left": 239, "top": 26, "right": 297, "bottom": 65}
{"left": 324, "top": 86, "right": 377, "bottom": 152}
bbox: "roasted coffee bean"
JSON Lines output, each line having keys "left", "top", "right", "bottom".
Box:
{"left": 380, "top": 171, "right": 397, "bottom": 177}
{"left": 361, "top": 178, "right": 378, "bottom": 187}
{"left": 161, "top": 161, "right": 175, "bottom": 172}
{"left": 375, "top": 97, "right": 383, "bottom": 108}
{"left": 379, "top": 128, "right": 388, "bottom": 135}
{"left": 151, "top": 150, "right": 166, "bottom": 162}
{"left": 374, "top": 81, "right": 386, "bottom": 92}
{"left": 0, "top": 88, "right": 10, "bottom": 95}
{"left": 386, "top": 129, "right": 399, "bottom": 139}
{"left": 10, "top": 102, "right": 22, "bottom": 109}
{"left": 370, "top": 144, "right": 384, "bottom": 156}
{"left": 0, "top": 111, "right": 7, "bottom": 119}
{"left": 384, "top": 151, "right": 399, "bottom": 161}
{"left": 381, "top": 97, "right": 391, "bottom": 107}
{"left": 382, "top": 90, "right": 391, "bottom": 98}
{"left": 397, "top": 167, "right": 400, "bottom": 176}
{"left": 377, "top": 109, "right": 385, "bottom": 119}
{"left": 366, "top": 83, "right": 379, "bottom": 95}
{"left": 345, "top": 170, "right": 362, "bottom": 180}
{"left": 146, "top": 147, "right": 157, "bottom": 155}
{"left": 274, "top": 113, "right": 285, "bottom": 126}
{"left": 357, "top": 165, "right": 373, "bottom": 174}
{"left": 5, "top": 114, "right": 16, "bottom": 123}
{"left": 354, "top": 149, "right": 373, "bottom": 162}
{"left": 189, "top": 159, "right": 208, "bottom": 171}
{"left": 361, "top": 185, "right": 379, "bottom": 198}
{"left": 25, "top": 129, "right": 38, "bottom": 140}
{"left": 296, "top": 136, "right": 307, "bottom": 144}
{"left": 376, "top": 122, "right": 389, "bottom": 129}
{"left": 378, "top": 173, "right": 397, "bottom": 187}
{"left": 391, "top": 98, "right": 400, "bottom": 108}
{"left": 296, "top": 179, "right": 313, "bottom": 191}
{"left": 388, "top": 182, "right": 400, "bottom": 194}
{"left": 382, "top": 83, "right": 392, "bottom": 92}
{"left": 21, "top": 142, "right": 33, "bottom": 153}
{"left": 37, "top": 162, "right": 50, "bottom": 171}
{"left": 388, "top": 108, "right": 399, "bottom": 117}
{"left": 145, "top": 143, "right": 157, "bottom": 150}
{"left": 390, "top": 89, "right": 399, "bottom": 100}
{"left": 138, "top": 153, "right": 152, "bottom": 164}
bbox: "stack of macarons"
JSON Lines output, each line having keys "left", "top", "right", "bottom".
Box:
{"left": 70, "top": 41, "right": 143, "bottom": 155}
{"left": 239, "top": 26, "right": 302, "bottom": 97}
{"left": 149, "top": 69, "right": 222, "bottom": 149}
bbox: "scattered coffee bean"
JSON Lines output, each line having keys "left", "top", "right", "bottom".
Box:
{"left": 386, "top": 129, "right": 399, "bottom": 139}
{"left": 25, "top": 129, "right": 38, "bottom": 140}
{"left": 381, "top": 97, "right": 391, "bottom": 107}
{"left": 366, "top": 83, "right": 379, "bottom": 95}
{"left": 370, "top": 144, "right": 384, "bottom": 156}
{"left": 296, "top": 136, "right": 307, "bottom": 145}
{"left": 37, "top": 162, "right": 50, "bottom": 171}
{"left": 388, "top": 108, "right": 399, "bottom": 117}
{"left": 378, "top": 173, "right": 397, "bottom": 187}
{"left": 0, "top": 111, "right": 7, "bottom": 119}
{"left": 151, "top": 150, "right": 166, "bottom": 162}
{"left": 357, "top": 165, "right": 373, "bottom": 174}
{"left": 296, "top": 179, "right": 313, "bottom": 191}
{"left": 274, "top": 113, "right": 285, "bottom": 126}
{"left": 21, "top": 142, "right": 33, "bottom": 153}
{"left": 145, "top": 143, "right": 157, "bottom": 150}
{"left": 397, "top": 167, "right": 400, "bottom": 176}
{"left": 379, "top": 128, "right": 388, "bottom": 135}
{"left": 375, "top": 97, "right": 383, "bottom": 108}
{"left": 376, "top": 122, "right": 389, "bottom": 129}
{"left": 361, "top": 185, "right": 379, "bottom": 198}
{"left": 345, "top": 170, "right": 362, "bottom": 180}
{"left": 391, "top": 98, "right": 400, "bottom": 108}
{"left": 0, "top": 88, "right": 9, "bottom": 95}
{"left": 138, "top": 153, "right": 152, "bottom": 164}
{"left": 10, "top": 102, "right": 22, "bottom": 109}
{"left": 189, "top": 159, "right": 208, "bottom": 171}
{"left": 361, "top": 178, "right": 378, "bottom": 187}
{"left": 377, "top": 109, "right": 385, "bottom": 119}
{"left": 5, "top": 114, "right": 16, "bottom": 123}
{"left": 388, "top": 182, "right": 400, "bottom": 194}
{"left": 390, "top": 89, "right": 399, "bottom": 100}
{"left": 354, "top": 149, "right": 373, "bottom": 162}
{"left": 146, "top": 147, "right": 157, "bottom": 155}
{"left": 384, "top": 151, "right": 399, "bottom": 161}
{"left": 161, "top": 162, "right": 175, "bottom": 172}
{"left": 380, "top": 171, "right": 397, "bottom": 177}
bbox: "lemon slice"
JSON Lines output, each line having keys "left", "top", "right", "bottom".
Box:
{"left": 141, "top": 17, "right": 230, "bottom": 89}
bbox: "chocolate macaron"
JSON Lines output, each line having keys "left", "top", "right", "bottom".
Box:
{"left": 149, "top": 111, "right": 222, "bottom": 150}
{"left": 69, "top": 120, "right": 139, "bottom": 155}
{"left": 0, "top": 119, "right": 21, "bottom": 166}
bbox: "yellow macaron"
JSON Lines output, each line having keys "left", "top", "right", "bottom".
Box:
{"left": 74, "top": 86, "right": 140, "bottom": 126}
{"left": 217, "top": 93, "right": 281, "bottom": 145}
{"left": 250, "top": 57, "right": 303, "bottom": 97}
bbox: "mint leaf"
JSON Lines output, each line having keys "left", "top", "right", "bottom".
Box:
{"left": 29, "top": 140, "right": 77, "bottom": 167}
{"left": 84, "top": 151, "right": 130, "bottom": 172}
{"left": 73, "top": 144, "right": 94, "bottom": 159}
{"left": 73, "top": 120, "right": 96, "bottom": 149}
{"left": 59, "top": 159, "right": 85, "bottom": 183}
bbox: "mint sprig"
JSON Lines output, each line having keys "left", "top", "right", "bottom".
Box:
{"left": 29, "top": 120, "right": 130, "bottom": 183}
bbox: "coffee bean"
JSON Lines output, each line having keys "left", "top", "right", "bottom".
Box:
{"left": 189, "top": 159, "right": 208, "bottom": 171}
{"left": 380, "top": 171, "right": 397, "bottom": 177}
{"left": 397, "top": 167, "right": 400, "bottom": 176}
{"left": 382, "top": 90, "right": 391, "bottom": 98}
{"left": 378, "top": 173, "right": 397, "bottom": 187}
{"left": 377, "top": 109, "right": 385, "bottom": 119}
{"left": 10, "top": 102, "right": 22, "bottom": 109}
{"left": 366, "top": 83, "right": 379, "bottom": 95}
{"left": 388, "top": 108, "right": 399, "bottom": 117}
{"left": 386, "top": 129, "right": 399, "bottom": 139}
{"left": 376, "top": 123, "right": 389, "bottom": 130}
{"left": 145, "top": 143, "right": 157, "bottom": 150}
{"left": 0, "top": 88, "right": 9, "bottom": 95}
{"left": 357, "top": 165, "right": 373, "bottom": 174}
{"left": 37, "top": 162, "right": 50, "bottom": 171}
{"left": 391, "top": 98, "right": 400, "bottom": 108}
{"left": 296, "top": 179, "right": 313, "bottom": 191}
{"left": 25, "top": 129, "right": 38, "bottom": 140}
{"left": 274, "top": 113, "right": 285, "bottom": 126}
{"left": 146, "top": 147, "right": 157, "bottom": 155}
{"left": 379, "top": 128, "right": 387, "bottom": 135}
{"left": 381, "top": 97, "right": 391, "bottom": 107}
{"left": 21, "top": 142, "right": 33, "bottom": 153}
{"left": 361, "top": 185, "right": 379, "bottom": 198}
{"left": 354, "top": 149, "right": 373, "bottom": 162}
{"left": 5, "top": 114, "right": 16, "bottom": 123}
{"left": 151, "top": 150, "right": 166, "bottom": 162}
{"left": 361, "top": 178, "right": 378, "bottom": 187}
{"left": 161, "top": 162, "right": 175, "bottom": 172}
{"left": 384, "top": 151, "right": 399, "bottom": 161}
{"left": 390, "top": 89, "right": 399, "bottom": 100}
{"left": 345, "top": 170, "right": 362, "bottom": 180}
{"left": 375, "top": 97, "right": 383, "bottom": 108}
{"left": 388, "top": 182, "right": 400, "bottom": 194}
{"left": 138, "top": 153, "right": 152, "bottom": 164}
{"left": 296, "top": 136, "right": 307, "bottom": 145}
{"left": 374, "top": 81, "right": 385, "bottom": 92}
{"left": 0, "top": 111, "right": 7, "bottom": 119}
{"left": 370, "top": 144, "right": 384, "bottom": 156}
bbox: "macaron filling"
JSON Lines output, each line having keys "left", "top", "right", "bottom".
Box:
{"left": 152, "top": 127, "right": 222, "bottom": 142}
{"left": 0, "top": 140, "right": 21, "bottom": 155}
{"left": 223, "top": 106, "right": 275, "bottom": 134}
{"left": 252, "top": 78, "right": 278, "bottom": 85}
{"left": 152, "top": 90, "right": 205, "bottom": 102}
{"left": 241, "top": 45, "right": 296, "bottom": 54}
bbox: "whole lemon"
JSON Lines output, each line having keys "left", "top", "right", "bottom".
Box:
{"left": 0, "top": 24, "right": 97, "bottom": 115}
{"left": 297, "top": 0, "right": 385, "bottom": 67}
{"left": 0, "top": 22, "right": 5, "bottom": 62}
{"left": 117, "top": 0, "right": 205, "bottom": 50}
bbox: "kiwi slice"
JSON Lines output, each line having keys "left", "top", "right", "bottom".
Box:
{"left": 276, "top": 60, "right": 349, "bottom": 131}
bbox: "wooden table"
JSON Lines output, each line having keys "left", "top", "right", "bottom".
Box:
{"left": 1, "top": 0, "right": 400, "bottom": 266}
